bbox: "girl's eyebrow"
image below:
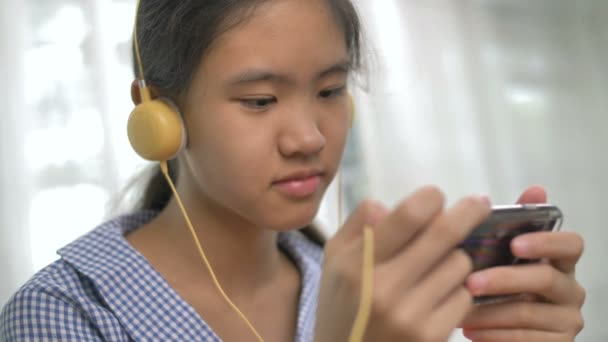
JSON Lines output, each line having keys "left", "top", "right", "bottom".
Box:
{"left": 226, "top": 59, "right": 351, "bottom": 86}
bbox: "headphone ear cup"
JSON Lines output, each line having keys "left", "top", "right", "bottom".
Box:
{"left": 127, "top": 98, "right": 186, "bottom": 161}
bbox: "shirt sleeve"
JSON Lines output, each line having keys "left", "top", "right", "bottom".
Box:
{"left": 1, "top": 286, "right": 104, "bottom": 341}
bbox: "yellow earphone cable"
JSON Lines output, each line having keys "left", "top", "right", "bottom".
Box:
{"left": 164, "top": 161, "right": 375, "bottom": 341}
{"left": 349, "top": 226, "right": 374, "bottom": 342}
{"left": 160, "top": 161, "right": 265, "bottom": 342}
{"left": 133, "top": 0, "right": 151, "bottom": 102}
{"left": 339, "top": 171, "right": 375, "bottom": 342}
{"left": 338, "top": 172, "right": 343, "bottom": 227}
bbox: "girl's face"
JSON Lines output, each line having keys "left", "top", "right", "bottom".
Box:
{"left": 180, "top": 0, "right": 351, "bottom": 231}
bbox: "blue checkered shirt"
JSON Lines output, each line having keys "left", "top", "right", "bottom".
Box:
{"left": 1, "top": 211, "right": 323, "bottom": 341}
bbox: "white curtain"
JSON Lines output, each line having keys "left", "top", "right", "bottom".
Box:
{"left": 0, "top": 0, "right": 146, "bottom": 302}
{"left": 1, "top": 0, "right": 31, "bottom": 308}
{"left": 1, "top": 0, "right": 607, "bottom": 340}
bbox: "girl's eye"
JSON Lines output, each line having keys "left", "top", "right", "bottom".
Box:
{"left": 240, "top": 97, "right": 277, "bottom": 110}
{"left": 319, "top": 86, "right": 346, "bottom": 99}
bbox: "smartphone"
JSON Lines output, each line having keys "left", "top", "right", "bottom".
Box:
{"left": 458, "top": 204, "right": 563, "bottom": 304}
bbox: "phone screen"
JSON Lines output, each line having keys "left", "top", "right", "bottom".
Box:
{"left": 459, "top": 204, "right": 563, "bottom": 272}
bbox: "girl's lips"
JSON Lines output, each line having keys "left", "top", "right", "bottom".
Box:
{"left": 273, "top": 174, "right": 322, "bottom": 198}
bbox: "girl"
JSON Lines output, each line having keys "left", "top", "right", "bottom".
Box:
{"left": 1, "top": 0, "right": 585, "bottom": 341}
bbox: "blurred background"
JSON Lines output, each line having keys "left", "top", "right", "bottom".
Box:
{"left": 0, "top": 0, "right": 606, "bottom": 340}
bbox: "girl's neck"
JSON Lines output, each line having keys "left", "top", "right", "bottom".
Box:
{"left": 150, "top": 185, "right": 289, "bottom": 296}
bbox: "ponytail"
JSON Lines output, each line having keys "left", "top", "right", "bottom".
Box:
{"left": 136, "top": 159, "right": 179, "bottom": 211}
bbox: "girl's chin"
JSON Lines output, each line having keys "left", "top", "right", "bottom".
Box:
{"left": 250, "top": 196, "right": 324, "bottom": 231}
{"left": 263, "top": 210, "right": 319, "bottom": 232}
{"left": 266, "top": 218, "right": 316, "bottom": 232}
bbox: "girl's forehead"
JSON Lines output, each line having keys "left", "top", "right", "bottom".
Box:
{"left": 216, "top": 0, "right": 341, "bottom": 48}
{"left": 200, "top": 0, "right": 348, "bottom": 81}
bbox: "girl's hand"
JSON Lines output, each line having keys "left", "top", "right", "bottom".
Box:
{"left": 315, "top": 186, "right": 491, "bottom": 341}
{"left": 462, "top": 186, "right": 586, "bottom": 341}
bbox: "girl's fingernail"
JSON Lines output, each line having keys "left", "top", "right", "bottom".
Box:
{"left": 512, "top": 237, "right": 530, "bottom": 255}
{"left": 476, "top": 194, "right": 491, "bottom": 207}
{"left": 467, "top": 273, "right": 487, "bottom": 295}
{"left": 462, "top": 329, "right": 476, "bottom": 340}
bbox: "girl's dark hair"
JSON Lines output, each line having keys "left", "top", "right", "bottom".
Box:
{"left": 133, "top": 0, "right": 363, "bottom": 245}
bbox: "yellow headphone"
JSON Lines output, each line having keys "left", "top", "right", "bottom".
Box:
{"left": 126, "top": 4, "right": 185, "bottom": 162}
{"left": 127, "top": 91, "right": 186, "bottom": 161}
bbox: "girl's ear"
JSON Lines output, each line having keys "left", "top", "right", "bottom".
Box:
{"left": 130, "top": 80, "right": 162, "bottom": 105}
